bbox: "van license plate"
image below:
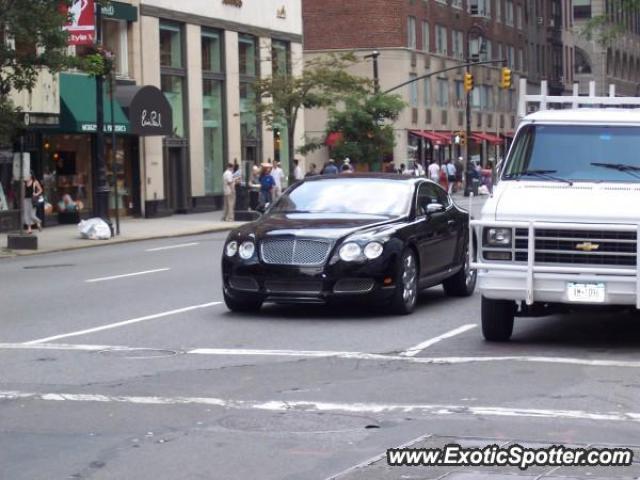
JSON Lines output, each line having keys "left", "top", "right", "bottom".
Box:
{"left": 567, "top": 282, "right": 605, "bottom": 303}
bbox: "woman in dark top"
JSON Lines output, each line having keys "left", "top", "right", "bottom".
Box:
{"left": 24, "top": 171, "right": 43, "bottom": 234}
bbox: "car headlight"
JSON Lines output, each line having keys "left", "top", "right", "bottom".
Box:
{"left": 363, "top": 242, "right": 384, "bottom": 260}
{"left": 339, "top": 242, "right": 362, "bottom": 262}
{"left": 225, "top": 241, "right": 238, "bottom": 257}
{"left": 239, "top": 241, "right": 255, "bottom": 259}
{"left": 485, "top": 228, "right": 512, "bottom": 246}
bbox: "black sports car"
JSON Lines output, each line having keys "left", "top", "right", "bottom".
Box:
{"left": 222, "top": 174, "right": 476, "bottom": 314}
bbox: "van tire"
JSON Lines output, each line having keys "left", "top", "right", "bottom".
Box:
{"left": 481, "top": 296, "right": 515, "bottom": 342}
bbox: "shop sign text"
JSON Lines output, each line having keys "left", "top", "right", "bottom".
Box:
{"left": 222, "top": 0, "right": 243, "bottom": 7}
{"left": 62, "top": 0, "right": 96, "bottom": 46}
{"left": 141, "top": 110, "right": 163, "bottom": 129}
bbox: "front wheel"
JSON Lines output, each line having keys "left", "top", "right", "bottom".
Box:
{"left": 481, "top": 296, "right": 515, "bottom": 341}
{"left": 224, "top": 289, "right": 263, "bottom": 313}
{"left": 389, "top": 249, "right": 419, "bottom": 315}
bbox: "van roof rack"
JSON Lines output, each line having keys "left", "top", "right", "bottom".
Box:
{"left": 517, "top": 78, "right": 640, "bottom": 119}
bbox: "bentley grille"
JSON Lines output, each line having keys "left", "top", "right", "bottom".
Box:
{"left": 260, "top": 238, "right": 332, "bottom": 266}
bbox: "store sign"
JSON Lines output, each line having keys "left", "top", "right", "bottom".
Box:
{"left": 80, "top": 123, "right": 128, "bottom": 133}
{"left": 62, "top": 0, "right": 96, "bottom": 46}
{"left": 118, "top": 85, "right": 173, "bottom": 136}
{"left": 101, "top": 1, "right": 138, "bottom": 22}
{"left": 222, "top": 0, "right": 243, "bottom": 7}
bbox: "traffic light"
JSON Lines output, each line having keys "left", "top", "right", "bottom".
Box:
{"left": 464, "top": 72, "right": 474, "bottom": 93}
{"left": 500, "top": 67, "right": 512, "bottom": 89}
{"left": 456, "top": 131, "right": 466, "bottom": 146}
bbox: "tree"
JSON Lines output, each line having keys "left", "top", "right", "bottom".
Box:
{"left": 0, "top": 0, "right": 72, "bottom": 143}
{"left": 253, "top": 52, "right": 369, "bottom": 178}
{"left": 581, "top": 0, "right": 640, "bottom": 44}
{"left": 310, "top": 91, "right": 405, "bottom": 167}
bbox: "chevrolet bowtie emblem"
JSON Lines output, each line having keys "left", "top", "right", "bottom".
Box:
{"left": 575, "top": 242, "right": 600, "bottom": 252}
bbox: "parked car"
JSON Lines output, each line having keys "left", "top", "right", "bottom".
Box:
{"left": 222, "top": 174, "right": 476, "bottom": 314}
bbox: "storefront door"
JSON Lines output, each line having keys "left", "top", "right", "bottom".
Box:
{"left": 165, "top": 146, "right": 188, "bottom": 213}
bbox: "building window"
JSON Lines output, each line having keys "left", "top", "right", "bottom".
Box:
{"left": 408, "top": 16, "right": 417, "bottom": 49}
{"left": 452, "top": 0, "right": 462, "bottom": 8}
{"left": 471, "top": 87, "right": 481, "bottom": 109}
{"left": 160, "top": 21, "right": 186, "bottom": 138}
{"left": 202, "top": 30, "right": 223, "bottom": 73}
{"left": 409, "top": 73, "right": 418, "bottom": 107}
{"left": 160, "top": 22, "right": 183, "bottom": 68}
{"left": 103, "top": 19, "right": 129, "bottom": 78}
{"left": 423, "top": 78, "right": 431, "bottom": 106}
{"left": 240, "top": 82, "right": 258, "bottom": 141}
{"left": 516, "top": 5, "right": 523, "bottom": 29}
{"left": 435, "top": 25, "right": 448, "bottom": 55}
{"left": 575, "top": 48, "right": 592, "bottom": 74}
{"left": 507, "top": 45, "right": 515, "bottom": 69}
{"left": 574, "top": 0, "right": 591, "bottom": 19}
{"left": 496, "top": 0, "right": 502, "bottom": 22}
{"left": 454, "top": 80, "right": 464, "bottom": 107}
{"left": 505, "top": 0, "right": 514, "bottom": 26}
{"left": 436, "top": 78, "right": 448, "bottom": 107}
{"left": 421, "top": 21, "right": 430, "bottom": 51}
{"left": 452, "top": 30, "right": 464, "bottom": 59}
{"left": 161, "top": 75, "right": 185, "bottom": 137}
{"left": 202, "top": 28, "right": 225, "bottom": 195}
{"left": 483, "top": 39, "right": 492, "bottom": 62}
{"left": 469, "top": 0, "right": 490, "bottom": 16}
{"left": 272, "top": 39, "right": 290, "bottom": 76}
{"left": 239, "top": 33, "right": 258, "bottom": 76}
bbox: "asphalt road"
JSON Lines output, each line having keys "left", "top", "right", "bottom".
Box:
{"left": 2, "top": 212, "right": 640, "bottom": 479}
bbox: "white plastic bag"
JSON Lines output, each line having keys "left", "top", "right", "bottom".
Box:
{"left": 78, "top": 218, "right": 112, "bottom": 240}
{"left": 478, "top": 185, "right": 490, "bottom": 196}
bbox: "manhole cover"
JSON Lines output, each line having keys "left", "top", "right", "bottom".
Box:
{"left": 98, "top": 348, "right": 179, "bottom": 359}
{"left": 24, "top": 264, "right": 74, "bottom": 269}
{"left": 217, "top": 411, "right": 376, "bottom": 433}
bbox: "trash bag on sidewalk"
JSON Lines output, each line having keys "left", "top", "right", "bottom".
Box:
{"left": 78, "top": 218, "right": 112, "bottom": 240}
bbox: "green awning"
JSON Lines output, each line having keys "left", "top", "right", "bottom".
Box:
{"left": 58, "top": 73, "right": 130, "bottom": 134}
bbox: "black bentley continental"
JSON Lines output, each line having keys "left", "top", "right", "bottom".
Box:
{"left": 221, "top": 174, "right": 476, "bottom": 314}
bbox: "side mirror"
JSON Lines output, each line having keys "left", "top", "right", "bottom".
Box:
{"left": 425, "top": 202, "right": 445, "bottom": 216}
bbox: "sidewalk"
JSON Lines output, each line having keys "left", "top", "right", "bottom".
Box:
{"left": 0, "top": 211, "right": 242, "bottom": 258}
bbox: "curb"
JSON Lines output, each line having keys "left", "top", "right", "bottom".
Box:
{"left": 0, "top": 224, "right": 239, "bottom": 259}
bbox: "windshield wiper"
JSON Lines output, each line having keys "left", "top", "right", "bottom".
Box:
{"left": 591, "top": 162, "right": 640, "bottom": 180}
{"left": 507, "top": 169, "right": 573, "bottom": 186}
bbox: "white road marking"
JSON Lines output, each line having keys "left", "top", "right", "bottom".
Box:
{"left": 400, "top": 324, "right": 477, "bottom": 357}
{"left": 145, "top": 242, "right": 200, "bottom": 252}
{"left": 22, "top": 302, "right": 222, "bottom": 345}
{"left": 1, "top": 390, "right": 639, "bottom": 424}
{"left": 4, "top": 343, "right": 640, "bottom": 369}
{"left": 85, "top": 268, "right": 170, "bottom": 283}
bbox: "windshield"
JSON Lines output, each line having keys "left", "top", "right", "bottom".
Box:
{"left": 270, "top": 178, "right": 413, "bottom": 217}
{"left": 504, "top": 124, "right": 640, "bottom": 182}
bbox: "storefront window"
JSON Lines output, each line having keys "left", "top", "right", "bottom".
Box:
{"left": 240, "top": 82, "right": 258, "bottom": 141}
{"left": 238, "top": 34, "right": 257, "bottom": 76}
{"left": 162, "top": 75, "right": 185, "bottom": 137}
{"left": 203, "top": 79, "right": 224, "bottom": 195}
{"left": 160, "top": 22, "right": 183, "bottom": 68}
{"left": 202, "top": 30, "right": 223, "bottom": 73}
{"left": 272, "top": 40, "right": 290, "bottom": 76}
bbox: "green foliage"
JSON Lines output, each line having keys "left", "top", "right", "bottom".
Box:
{"left": 306, "top": 92, "right": 405, "bottom": 165}
{"left": 0, "top": 0, "right": 74, "bottom": 144}
{"left": 253, "top": 52, "right": 370, "bottom": 176}
{"left": 580, "top": 0, "right": 640, "bottom": 44}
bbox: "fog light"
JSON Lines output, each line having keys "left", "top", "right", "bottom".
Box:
{"left": 484, "top": 251, "right": 512, "bottom": 261}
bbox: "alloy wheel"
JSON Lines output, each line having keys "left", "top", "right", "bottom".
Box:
{"left": 402, "top": 253, "right": 418, "bottom": 308}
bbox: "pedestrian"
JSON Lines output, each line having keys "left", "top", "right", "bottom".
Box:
{"left": 259, "top": 163, "right": 275, "bottom": 206}
{"left": 439, "top": 165, "right": 449, "bottom": 192}
{"left": 454, "top": 156, "right": 464, "bottom": 192}
{"left": 342, "top": 157, "right": 354, "bottom": 173}
{"left": 321, "top": 158, "right": 339, "bottom": 175}
{"left": 293, "top": 158, "right": 304, "bottom": 181}
{"left": 445, "top": 159, "right": 457, "bottom": 194}
{"left": 397, "top": 163, "right": 406, "bottom": 175}
{"left": 272, "top": 161, "right": 285, "bottom": 199}
{"left": 305, "top": 163, "right": 318, "bottom": 178}
{"left": 428, "top": 158, "right": 440, "bottom": 183}
{"left": 23, "top": 171, "right": 43, "bottom": 234}
{"left": 222, "top": 162, "right": 238, "bottom": 222}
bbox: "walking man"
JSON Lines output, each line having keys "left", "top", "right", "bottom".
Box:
{"left": 222, "top": 162, "right": 237, "bottom": 222}
{"left": 272, "top": 161, "right": 285, "bottom": 199}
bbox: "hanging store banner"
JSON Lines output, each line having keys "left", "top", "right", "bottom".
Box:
{"left": 62, "top": 0, "right": 96, "bottom": 46}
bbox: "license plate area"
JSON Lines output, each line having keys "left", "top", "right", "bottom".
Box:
{"left": 566, "top": 282, "right": 606, "bottom": 303}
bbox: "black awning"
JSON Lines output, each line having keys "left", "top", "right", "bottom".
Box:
{"left": 116, "top": 85, "right": 173, "bottom": 136}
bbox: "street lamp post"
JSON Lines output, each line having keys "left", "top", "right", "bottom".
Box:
{"left": 364, "top": 50, "right": 381, "bottom": 93}
{"left": 93, "top": 5, "right": 112, "bottom": 231}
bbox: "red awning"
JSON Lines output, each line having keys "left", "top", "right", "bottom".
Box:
{"left": 471, "top": 132, "right": 503, "bottom": 145}
{"left": 503, "top": 131, "right": 515, "bottom": 138}
{"left": 325, "top": 131, "right": 343, "bottom": 147}
{"left": 410, "top": 130, "right": 450, "bottom": 145}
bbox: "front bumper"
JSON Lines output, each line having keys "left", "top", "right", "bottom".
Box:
{"left": 222, "top": 255, "right": 398, "bottom": 305}
{"left": 471, "top": 219, "right": 640, "bottom": 308}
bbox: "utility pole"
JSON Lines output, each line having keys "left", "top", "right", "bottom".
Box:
{"left": 364, "top": 51, "right": 381, "bottom": 93}
{"left": 464, "top": 66, "right": 473, "bottom": 196}
{"left": 93, "top": 4, "right": 112, "bottom": 231}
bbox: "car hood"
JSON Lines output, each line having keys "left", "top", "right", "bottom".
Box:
{"left": 239, "top": 213, "right": 400, "bottom": 240}
{"left": 484, "top": 181, "right": 640, "bottom": 224}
